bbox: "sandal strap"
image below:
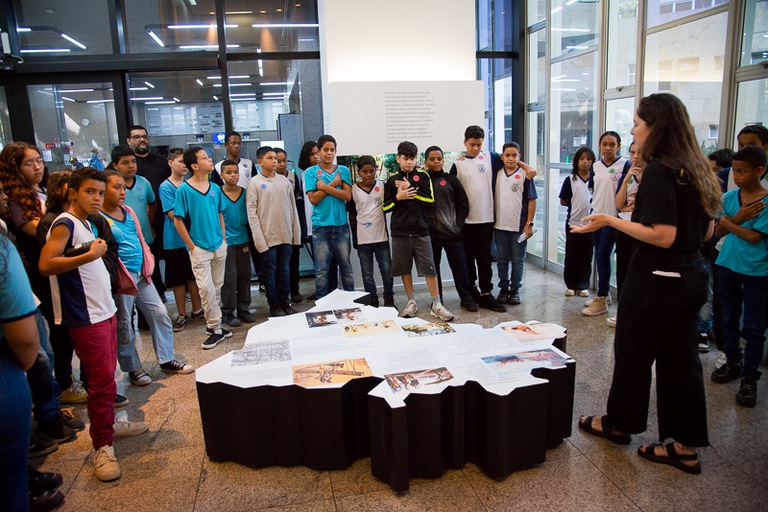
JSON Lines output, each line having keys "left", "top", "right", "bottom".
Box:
{"left": 600, "top": 415, "right": 618, "bottom": 434}
{"left": 663, "top": 442, "right": 698, "bottom": 462}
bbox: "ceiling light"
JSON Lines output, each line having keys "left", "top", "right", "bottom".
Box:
{"left": 168, "top": 24, "right": 238, "bottom": 29}
{"left": 145, "top": 100, "right": 177, "bottom": 105}
{"left": 196, "top": 79, "right": 204, "bottom": 86}
{"left": 86, "top": 99, "right": 114, "bottom": 104}
{"left": 131, "top": 97, "right": 164, "bottom": 101}
{"left": 263, "top": 92, "right": 290, "bottom": 96}
{"left": 252, "top": 23, "right": 320, "bottom": 28}
{"left": 147, "top": 30, "right": 165, "bottom": 47}
{"left": 231, "top": 97, "right": 256, "bottom": 102}
{"left": 226, "top": 11, "right": 253, "bottom": 15}
{"left": 565, "top": 45, "right": 588, "bottom": 50}
{"left": 212, "top": 83, "right": 253, "bottom": 87}
{"left": 20, "top": 48, "right": 71, "bottom": 53}
{"left": 129, "top": 87, "right": 149, "bottom": 91}
{"left": 17, "top": 27, "right": 31, "bottom": 32}
{"left": 179, "top": 44, "right": 240, "bottom": 49}
{"left": 61, "top": 33, "right": 87, "bottom": 49}
{"left": 261, "top": 82, "right": 291, "bottom": 86}
{"left": 187, "top": 0, "right": 197, "bottom": 5}
{"left": 173, "top": 97, "right": 180, "bottom": 102}
{"left": 213, "top": 95, "right": 219, "bottom": 100}
{"left": 145, "top": 81, "right": 155, "bottom": 88}
{"left": 59, "top": 88, "right": 95, "bottom": 93}
{"left": 207, "top": 75, "right": 248, "bottom": 79}
{"left": 551, "top": 6, "right": 563, "bottom": 14}
{"left": 61, "top": 96, "right": 76, "bottom": 102}
{"left": 231, "top": 93, "right": 256, "bottom": 97}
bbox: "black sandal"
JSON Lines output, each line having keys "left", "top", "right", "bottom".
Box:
{"left": 637, "top": 442, "right": 701, "bottom": 475}
{"left": 578, "top": 415, "right": 631, "bottom": 445}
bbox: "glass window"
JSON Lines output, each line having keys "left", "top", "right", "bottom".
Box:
{"left": 477, "top": 0, "right": 514, "bottom": 52}
{"left": 126, "top": 0, "right": 222, "bottom": 54}
{"left": 549, "top": 51, "right": 599, "bottom": 164}
{"left": 734, "top": 78, "right": 768, "bottom": 148}
{"left": 605, "top": 97, "right": 636, "bottom": 153}
{"left": 550, "top": 0, "right": 599, "bottom": 60}
{"left": 127, "top": 70, "right": 223, "bottom": 159}
{"left": 643, "top": 11, "right": 728, "bottom": 153}
{"left": 527, "top": 112, "right": 546, "bottom": 261}
{"left": 528, "top": 28, "right": 546, "bottom": 105}
{"left": 0, "top": 87, "right": 12, "bottom": 147}
{"left": 606, "top": 0, "right": 639, "bottom": 89}
{"left": 27, "top": 83, "right": 118, "bottom": 171}
{"left": 550, "top": 166, "right": 573, "bottom": 266}
{"left": 527, "top": 178, "right": 545, "bottom": 259}
{"left": 478, "top": 58, "right": 514, "bottom": 153}
{"left": 527, "top": 0, "right": 547, "bottom": 27}
{"left": 13, "top": 0, "right": 112, "bottom": 56}
{"left": 223, "top": 1, "right": 319, "bottom": 53}
{"left": 646, "top": 0, "right": 728, "bottom": 30}
{"left": 740, "top": 0, "right": 768, "bottom": 66}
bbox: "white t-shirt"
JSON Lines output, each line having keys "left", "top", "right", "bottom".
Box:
{"left": 351, "top": 181, "right": 388, "bottom": 245}
{"left": 494, "top": 167, "right": 526, "bottom": 231}
{"left": 591, "top": 158, "right": 626, "bottom": 217}
{"left": 454, "top": 151, "right": 494, "bottom": 224}
{"left": 215, "top": 157, "right": 254, "bottom": 189}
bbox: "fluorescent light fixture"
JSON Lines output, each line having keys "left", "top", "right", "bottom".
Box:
{"left": 179, "top": 44, "right": 240, "bottom": 49}
{"left": 129, "top": 87, "right": 149, "bottom": 91}
{"left": 147, "top": 30, "right": 165, "bottom": 47}
{"left": 231, "top": 93, "right": 256, "bottom": 97}
{"left": 59, "top": 88, "right": 95, "bottom": 93}
{"left": 173, "top": 97, "right": 180, "bottom": 102}
{"left": 231, "top": 97, "right": 256, "bottom": 102}
{"left": 196, "top": 79, "right": 204, "bottom": 86}
{"left": 551, "top": 88, "right": 576, "bottom": 92}
{"left": 551, "top": 28, "right": 590, "bottom": 32}
{"left": 298, "top": 38, "right": 315, "bottom": 42}
{"left": 566, "top": 0, "right": 579, "bottom": 5}
{"left": 20, "top": 48, "right": 71, "bottom": 53}
{"left": 187, "top": 0, "right": 197, "bottom": 5}
{"left": 61, "top": 33, "right": 87, "bottom": 49}
{"left": 213, "top": 95, "right": 219, "bottom": 100}
{"left": 17, "top": 27, "right": 31, "bottom": 32}
{"left": 130, "top": 97, "right": 164, "bottom": 101}
{"left": 251, "top": 23, "right": 319, "bottom": 28}
{"left": 213, "top": 83, "right": 252, "bottom": 87}
{"left": 566, "top": 45, "right": 588, "bottom": 50}
{"left": 272, "top": 102, "right": 284, "bottom": 106}
{"left": 551, "top": 6, "right": 563, "bottom": 14}
{"left": 263, "top": 92, "right": 290, "bottom": 96}
{"left": 145, "top": 81, "right": 155, "bottom": 88}
{"left": 206, "top": 75, "right": 248, "bottom": 79}
{"left": 86, "top": 99, "right": 115, "bottom": 103}
{"left": 145, "top": 100, "right": 177, "bottom": 105}
{"left": 61, "top": 96, "right": 76, "bottom": 102}
{"left": 261, "top": 82, "right": 291, "bottom": 86}
{"left": 551, "top": 74, "right": 567, "bottom": 80}
{"left": 168, "top": 24, "right": 238, "bottom": 29}
{"left": 37, "top": 90, "right": 54, "bottom": 96}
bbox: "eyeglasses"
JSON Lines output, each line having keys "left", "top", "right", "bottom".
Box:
{"left": 22, "top": 158, "right": 45, "bottom": 169}
{"left": 130, "top": 134, "right": 149, "bottom": 141}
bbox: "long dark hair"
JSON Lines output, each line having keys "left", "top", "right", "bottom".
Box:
{"left": 298, "top": 141, "right": 318, "bottom": 171}
{"left": 572, "top": 147, "right": 596, "bottom": 176}
{"left": 636, "top": 93, "right": 721, "bottom": 217}
{"left": 0, "top": 142, "right": 46, "bottom": 222}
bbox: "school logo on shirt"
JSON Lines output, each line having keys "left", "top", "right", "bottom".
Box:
{"left": 512, "top": 184, "right": 519, "bottom": 193}
{"left": 478, "top": 165, "right": 486, "bottom": 173}
{"left": 514, "top": 174, "right": 521, "bottom": 179}
{"left": 478, "top": 154, "right": 484, "bottom": 160}
{"left": 374, "top": 186, "right": 380, "bottom": 192}
{"left": 317, "top": 170, "right": 322, "bottom": 176}
{"left": 440, "top": 180, "right": 446, "bottom": 186}
{"left": 260, "top": 183, "right": 267, "bottom": 189}
{"left": 413, "top": 175, "right": 420, "bottom": 182}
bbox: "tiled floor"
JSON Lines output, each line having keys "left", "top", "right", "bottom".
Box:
{"left": 34, "top": 266, "right": 768, "bottom": 511}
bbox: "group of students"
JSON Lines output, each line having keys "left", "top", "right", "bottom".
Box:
{"left": 560, "top": 124, "right": 768, "bottom": 409}
{"left": 307, "top": 125, "right": 538, "bottom": 323}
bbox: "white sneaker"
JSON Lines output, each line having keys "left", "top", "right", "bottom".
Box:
{"left": 585, "top": 295, "right": 612, "bottom": 307}
{"left": 582, "top": 296, "right": 608, "bottom": 316}
{"left": 577, "top": 289, "right": 590, "bottom": 297}
{"left": 565, "top": 289, "right": 576, "bottom": 297}
{"left": 715, "top": 351, "right": 727, "bottom": 369}
{"left": 113, "top": 418, "right": 149, "bottom": 439}
{"left": 401, "top": 299, "right": 418, "bottom": 318}
{"left": 430, "top": 303, "right": 454, "bottom": 322}
{"left": 606, "top": 316, "right": 617, "bottom": 327}
{"left": 93, "top": 445, "right": 121, "bottom": 482}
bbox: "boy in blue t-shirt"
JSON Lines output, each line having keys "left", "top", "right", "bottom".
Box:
{"left": 111, "top": 145, "right": 156, "bottom": 245}
{"left": 710, "top": 146, "right": 768, "bottom": 408}
{"left": 220, "top": 160, "right": 254, "bottom": 327}
{"left": 173, "top": 147, "right": 231, "bottom": 349}
{"left": 303, "top": 134, "right": 356, "bottom": 298}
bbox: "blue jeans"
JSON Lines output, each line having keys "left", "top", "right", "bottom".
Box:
{"left": 495, "top": 229, "right": 526, "bottom": 292}
{"left": 260, "top": 243, "right": 292, "bottom": 305}
{"left": 0, "top": 352, "right": 31, "bottom": 512}
{"left": 593, "top": 226, "right": 615, "bottom": 297}
{"left": 717, "top": 265, "right": 768, "bottom": 379}
{"left": 27, "top": 309, "right": 60, "bottom": 423}
{"left": 313, "top": 225, "right": 355, "bottom": 298}
{"left": 115, "top": 271, "right": 176, "bottom": 372}
{"left": 357, "top": 241, "right": 394, "bottom": 301}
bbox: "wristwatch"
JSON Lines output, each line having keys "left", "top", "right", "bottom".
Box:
{"left": 526, "top": 221, "right": 534, "bottom": 227}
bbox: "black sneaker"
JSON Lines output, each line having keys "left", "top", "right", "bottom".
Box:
{"left": 190, "top": 310, "right": 205, "bottom": 320}
{"left": 29, "top": 488, "right": 65, "bottom": 511}
{"left": 202, "top": 331, "right": 225, "bottom": 350}
{"left": 159, "top": 359, "right": 195, "bottom": 374}
{"left": 711, "top": 361, "right": 742, "bottom": 384}
{"left": 736, "top": 376, "right": 757, "bottom": 407}
{"left": 280, "top": 302, "right": 298, "bottom": 315}
{"left": 269, "top": 304, "right": 287, "bottom": 317}
{"left": 370, "top": 296, "right": 380, "bottom": 308}
{"left": 60, "top": 410, "right": 85, "bottom": 431}
{"left": 508, "top": 289, "right": 521, "bottom": 305}
{"left": 28, "top": 467, "right": 63, "bottom": 491}
{"left": 496, "top": 290, "right": 509, "bottom": 304}
{"left": 460, "top": 299, "right": 479, "bottom": 312}
{"left": 479, "top": 294, "right": 506, "bottom": 312}
{"left": 383, "top": 297, "right": 396, "bottom": 308}
{"left": 29, "top": 434, "right": 58, "bottom": 458}
{"left": 37, "top": 412, "right": 77, "bottom": 443}
{"left": 291, "top": 293, "right": 305, "bottom": 303}
{"left": 114, "top": 394, "right": 129, "bottom": 407}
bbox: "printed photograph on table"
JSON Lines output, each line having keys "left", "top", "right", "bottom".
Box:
{"left": 342, "top": 320, "right": 400, "bottom": 337}
{"left": 230, "top": 340, "right": 291, "bottom": 367}
{"left": 384, "top": 367, "right": 454, "bottom": 394}
{"left": 401, "top": 322, "right": 456, "bottom": 338}
{"left": 500, "top": 322, "right": 566, "bottom": 342}
{"left": 291, "top": 358, "right": 373, "bottom": 387}
{"left": 482, "top": 348, "right": 568, "bottom": 376}
{"left": 334, "top": 307, "right": 366, "bottom": 325}
{"left": 306, "top": 311, "right": 338, "bottom": 328}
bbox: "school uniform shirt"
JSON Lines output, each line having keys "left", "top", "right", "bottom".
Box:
{"left": 136, "top": 152, "right": 171, "bottom": 228}
{"left": 159, "top": 179, "right": 186, "bottom": 251}
{"left": 591, "top": 157, "right": 627, "bottom": 217}
{"left": 617, "top": 172, "right": 641, "bottom": 222}
{"left": 221, "top": 186, "right": 250, "bottom": 246}
{"left": 303, "top": 165, "right": 353, "bottom": 227}
{"left": 559, "top": 173, "right": 593, "bottom": 227}
{"left": 0, "top": 235, "right": 37, "bottom": 325}
{"left": 246, "top": 173, "right": 300, "bottom": 253}
{"left": 348, "top": 180, "right": 388, "bottom": 245}
{"left": 174, "top": 181, "right": 226, "bottom": 252}
{"left": 215, "top": 158, "right": 254, "bottom": 189}
{"left": 382, "top": 169, "right": 434, "bottom": 237}
{"left": 494, "top": 166, "right": 538, "bottom": 232}
{"left": 47, "top": 212, "right": 117, "bottom": 327}
{"left": 450, "top": 151, "right": 498, "bottom": 224}
{"left": 426, "top": 171, "right": 469, "bottom": 244}
{"left": 100, "top": 209, "right": 143, "bottom": 273}
{"left": 716, "top": 190, "right": 768, "bottom": 276}
{"left": 124, "top": 174, "right": 156, "bottom": 245}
